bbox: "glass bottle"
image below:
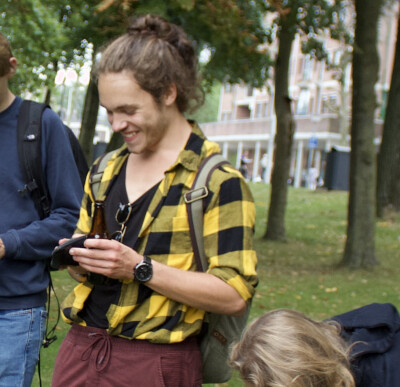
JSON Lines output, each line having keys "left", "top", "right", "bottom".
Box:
{"left": 87, "top": 200, "right": 110, "bottom": 285}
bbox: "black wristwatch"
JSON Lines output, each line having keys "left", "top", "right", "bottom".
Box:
{"left": 134, "top": 256, "right": 153, "bottom": 283}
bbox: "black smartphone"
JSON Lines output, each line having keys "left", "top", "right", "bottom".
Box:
{"left": 50, "top": 235, "right": 87, "bottom": 269}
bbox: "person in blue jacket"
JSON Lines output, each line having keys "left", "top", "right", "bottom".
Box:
{"left": 230, "top": 303, "right": 400, "bottom": 387}
{"left": 0, "top": 32, "right": 83, "bottom": 386}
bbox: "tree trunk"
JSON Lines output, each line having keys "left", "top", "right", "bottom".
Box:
{"left": 44, "top": 89, "right": 51, "bottom": 105}
{"left": 377, "top": 10, "right": 400, "bottom": 217}
{"left": 264, "top": 19, "right": 295, "bottom": 241}
{"left": 391, "top": 165, "right": 400, "bottom": 210}
{"left": 341, "top": 0, "right": 382, "bottom": 268}
{"left": 79, "top": 66, "right": 99, "bottom": 165}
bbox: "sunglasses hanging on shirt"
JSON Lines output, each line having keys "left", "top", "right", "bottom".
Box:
{"left": 111, "top": 202, "right": 133, "bottom": 242}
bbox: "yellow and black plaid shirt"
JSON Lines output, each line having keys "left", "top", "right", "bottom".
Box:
{"left": 61, "top": 123, "right": 258, "bottom": 343}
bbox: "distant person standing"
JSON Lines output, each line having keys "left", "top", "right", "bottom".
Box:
{"left": 0, "top": 32, "right": 83, "bottom": 386}
{"left": 307, "top": 165, "right": 319, "bottom": 190}
{"left": 260, "top": 153, "right": 268, "bottom": 182}
{"left": 239, "top": 151, "right": 252, "bottom": 180}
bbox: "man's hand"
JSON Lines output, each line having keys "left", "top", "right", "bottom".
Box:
{"left": 69, "top": 238, "right": 140, "bottom": 280}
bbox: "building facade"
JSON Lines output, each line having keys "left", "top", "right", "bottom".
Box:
{"left": 200, "top": 5, "right": 398, "bottom": 189}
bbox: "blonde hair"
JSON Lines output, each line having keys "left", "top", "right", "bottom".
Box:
{"left": 230, "top": 309, "right": 355, "bottom": 387}
{"left": 0, "top": 32, "right": 13, "bottom": 77}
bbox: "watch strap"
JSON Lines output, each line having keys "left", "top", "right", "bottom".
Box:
{"left": 134, "top": 255, "right": 153, "bottom": 283}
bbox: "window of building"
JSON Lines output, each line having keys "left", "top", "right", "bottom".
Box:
{"left": 296, "top": 89, "right": 310, "bottom": 115}
{"left": 321, "top": 95, "right": 338, "bottom": 113}
{"left": 329, "top": 95, "right": 337, "bottom": 109}
{"left": 334, "top": 50, "right": 341, "bottom": 66}
{"left": 255, "top": 103, "right": 263, "bottom": 118}
{"left": 309, "top": 97, "right": 315, "bottom": 115}
{"left": 263, "top": 102, "right": 269, "bottom": 117}
{"left": 221, "top": 111, "right": 232, "bottom": 121}
{"left": 321, "top": 97, "right": 329, "bottom": 113}
{"left": 303, "top": 55, "right": 314, "bottom": 80}
{"left": 236, "top": 105, "right": 251, "bottom": 119}
{"left": 297, "top": 56, "right": 304, "bottom": 76}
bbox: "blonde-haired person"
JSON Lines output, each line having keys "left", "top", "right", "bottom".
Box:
{"left": 230, "top": 303, "right": 400, "bottom": 387}
{"left": 230, "top": 309, "right": 354, "bottom": 387}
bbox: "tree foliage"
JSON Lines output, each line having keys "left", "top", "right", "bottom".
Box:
{"left": 1, "top": 0, "right": 66, "bottom": 96}
{"left": 1, "top": 0, "right": 130, "bottom": 95}
{"left": 95, "top": 0, "right": 272, "bottom": 87}
{"left": 188, "top": 83, "right": 221, "bottom": 123}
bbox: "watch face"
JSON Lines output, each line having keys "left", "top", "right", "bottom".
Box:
{"left": 135, "top": 260, "right": 152, "bottom": 282}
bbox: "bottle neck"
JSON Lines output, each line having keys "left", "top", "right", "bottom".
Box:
{"left": 89, "top": 201, "right": 110, "bottom": 239}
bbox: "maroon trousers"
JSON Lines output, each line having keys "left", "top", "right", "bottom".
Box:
{"left": 52, "top": 324, "right": 202, "bottom": 387}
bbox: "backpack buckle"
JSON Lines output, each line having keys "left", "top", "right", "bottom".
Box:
{"left": 184, "top": 186, "right": 209, "bottom": 204}
{"left": 18, "top": 179, "right": 39, "bottom": 196}
{"left": 89, "top": 172, "right": 103, "bottom": 185}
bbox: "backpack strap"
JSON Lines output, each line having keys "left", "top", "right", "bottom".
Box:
{"left": 184, "top": 154, "right": 229, "bottom": 272}
{"left": 64, "top": 125, "right": 89, "bottom": 186}
{"left": 89, "top": 150, "right": 116, "bottom": 200}
{"left": 17, "top": 100, "right": 51, "bottom": 219}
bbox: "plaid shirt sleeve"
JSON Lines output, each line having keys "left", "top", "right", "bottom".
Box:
{"left": 204, "top": 163, "right": 258, "bottom": 302}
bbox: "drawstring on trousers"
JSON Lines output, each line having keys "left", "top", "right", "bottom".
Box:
{"left": 81, "top": 331, "right": 112, "bottom": 372}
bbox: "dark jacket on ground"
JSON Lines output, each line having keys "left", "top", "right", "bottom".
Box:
{"left": 331, "top": 303, "right": 400, "bottom": 387}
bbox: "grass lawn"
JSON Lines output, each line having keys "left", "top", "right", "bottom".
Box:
{"left": 33, "top": 183, "right": 400, "bottom": 387}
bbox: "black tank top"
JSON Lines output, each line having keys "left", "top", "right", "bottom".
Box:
{"left": 79, "top": 160, "right": 159, "bottom": 328}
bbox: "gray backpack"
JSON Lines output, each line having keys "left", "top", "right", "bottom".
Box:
{"left": 184, "top": 154, "right": 251, "bottom": 384}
